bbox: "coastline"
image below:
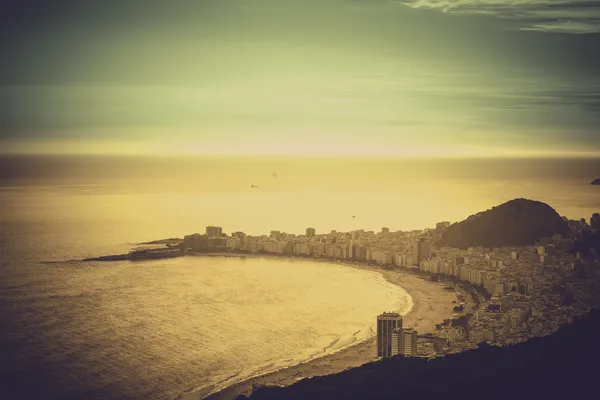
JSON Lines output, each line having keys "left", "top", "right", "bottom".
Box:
{"left": 180, "top": 253, "right": 459, "bottom": 400}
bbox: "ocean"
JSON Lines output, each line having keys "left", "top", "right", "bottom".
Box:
{"left": 0, "top": 155, "right": 599, "bottom": 399}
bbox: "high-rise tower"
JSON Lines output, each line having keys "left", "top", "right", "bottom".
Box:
{"left": 206, "top": 226, "right": 223, "bottom": 238}
{"left": 377, "top": 312, "right": 403, "bottom": 357}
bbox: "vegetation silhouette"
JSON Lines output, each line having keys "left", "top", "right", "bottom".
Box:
{"left": 242, "top": 308, "right": 600, "bottom": 400}
{"left": 437, "top": 198, "right": 568, "bottom": 249}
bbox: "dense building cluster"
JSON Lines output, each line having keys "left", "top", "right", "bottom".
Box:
{"left": 182, "top": 215, "right": 600, "bottom": 358}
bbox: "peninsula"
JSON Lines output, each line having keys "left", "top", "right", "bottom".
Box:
{"left": 83, "top": 246, "right": 182, "bottom": 262}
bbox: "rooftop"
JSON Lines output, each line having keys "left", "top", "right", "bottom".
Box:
{"left": 378, "top": 312, "right": 402, "bottom": 319}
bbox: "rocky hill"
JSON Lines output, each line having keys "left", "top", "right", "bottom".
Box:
{"left": 436, "top": 198, "right": 568, "bottom": 249}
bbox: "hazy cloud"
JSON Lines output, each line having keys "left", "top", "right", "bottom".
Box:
{"left": 1, "top": 0, "right": 599, "bottom": 154}
{"left": 401, "top": 0, "right": 600, "bottom": 33}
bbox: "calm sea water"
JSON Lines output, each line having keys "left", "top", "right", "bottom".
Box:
{"left": 1, "top": 155, "right": 599, "bottom": 399}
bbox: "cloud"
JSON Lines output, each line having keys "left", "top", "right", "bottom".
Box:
{"left": 520, "top": 19, "right": 600, "bottom": 33}
{"left": 401, "top": 0, "right": 600, "bottom": 34}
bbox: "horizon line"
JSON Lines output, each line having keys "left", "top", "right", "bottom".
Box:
{"left": 2, "top": 152, "right": 600, "bottom": 160}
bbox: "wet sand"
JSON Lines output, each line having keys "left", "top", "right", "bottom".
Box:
{"left": 180, "top": 255, "right": 459, "bottom": 400}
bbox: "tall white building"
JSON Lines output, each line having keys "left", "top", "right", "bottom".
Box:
{"left": 392, "top": 328, "right": 418, "bottom": 357}
{"left": 206, "top": 226, "right": 222, "bottom": 238}
{"left": 412, "top": 239, "right": 431, "bottom": 266}
{"left": 537, "top": 245, "right": 546, "bottom": 256}
{"left": 226, "top": 237, "right": 241, "bottom": 250}
{"left": 394, "top": 253, "right": 411, "bottom": 268}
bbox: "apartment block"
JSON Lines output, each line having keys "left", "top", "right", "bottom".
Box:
{"left": 377, "top": 313, "right": 403, "bottom": 358}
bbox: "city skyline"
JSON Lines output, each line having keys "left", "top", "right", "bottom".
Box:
{"left": 2, "top": 0, "right": 599, "bottom": 157}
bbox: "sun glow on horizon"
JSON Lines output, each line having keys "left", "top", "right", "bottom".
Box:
{"left": 3, "top": 138, "right": 599, "bottom": 159}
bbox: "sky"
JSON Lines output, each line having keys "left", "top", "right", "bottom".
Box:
{"left": 1, "top": 0, "right": 599, "bottom": 157}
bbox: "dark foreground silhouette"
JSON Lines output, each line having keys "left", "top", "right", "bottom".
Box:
{"left": 242, "top": 308, "right": 600, "bottom": 400}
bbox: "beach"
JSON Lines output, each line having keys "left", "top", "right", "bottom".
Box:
{"left": 181, "top": 254, "right": 460, "bottom": 400}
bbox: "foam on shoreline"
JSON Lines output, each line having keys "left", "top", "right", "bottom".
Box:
{"left": 178, "top": 253, "right": 422, "bottom": 400}
{"left": 183, "top": 323, "right": 382, "bottom": 400}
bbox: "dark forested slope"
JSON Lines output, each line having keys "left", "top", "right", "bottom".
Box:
{"left": 437, "top": 198, "right": 568, "bottom": 249}
{"left": 244, "top": 308, "right": 600, "bottom": 400}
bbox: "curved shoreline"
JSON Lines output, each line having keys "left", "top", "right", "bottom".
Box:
{"left": 185, "top": 326, "right": 379, "bottom": 400}
{"left": 178, "top": 253, "right": 459, "bottom": 400}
